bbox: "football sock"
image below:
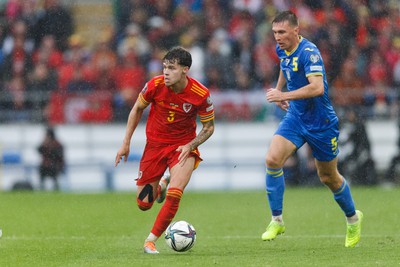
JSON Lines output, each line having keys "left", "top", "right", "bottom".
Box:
{"left": 145, "top": 233, "right": 158, "bottom": 243}
{"left": 266, "top": 167, "right": 285, "bottom": 216}
{"left": 272, "top": 215, "right": 283, "bottom": 223}
{"left": 332, "top": 179, "right": 356, "bottom": 217}
{"left": 346, "top": 213, "right": 359, "bottom": 224}
{"left": 151, "top": 187, "right": 183, "bottom": 237}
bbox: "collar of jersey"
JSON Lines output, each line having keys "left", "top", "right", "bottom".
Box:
{"left": 284, "top": 36, "right": 303, "bottom": 56}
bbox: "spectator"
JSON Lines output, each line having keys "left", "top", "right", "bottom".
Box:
{"left": 203, "top": 29, "right": 232, "bottom": 90}
{"left": 338, "top": 109, "right": 377, "bottom": 185}
{"left": 35, "top": 0, "right": 74, "bottom": 51}
{"left": 117, "top": 23, "right": 151, "bottom": 63}
{"left": 146, "top": 44, "right": 166, "bottom": 79}
{"left": 4, "top": 0, "right": 22, "bottom": 22}
{"left": 38, "top": 127, "right": 65, "bottom": 191}
{"left": 19, "top": 0, "right": 40, "bottom": 42}
{"left": 331, "top": 56, "right": 365, "bottom": 114}
{"left": 2, "top": 19, "right": 34, "bottom": 56}
{"left": 1, "top": 23, "right": 34, "bottom": 82}
{"left": 365, "top": 50, "right": 392, "bottom": 117}
{"left": 385, "top": 36, "right": 400, "bottom": 87}
{"left": 146, "top": 15, "right": 177, "bottom": 50}
{"left": 89, "top": 31, "right": 118, "bottom": 92}
{"left": 27, "top": 61, "right": 58, "bottom": 115}
{"left": 232, "top": 65, "right": 258, "bottom": 91}
{"left": 32, "top": 34, "right": 63, "bottom": 69}
{"left": 179, "top": 25, "right": 206, "bottom": 83}
{"left": 0, "top": 0, "right": 398, "bottom": 122}
{"left": 57, "top": 35, "right": 93, "bottom": 91}
{"left": 253, "top": 33, "right": 279, "bottom": 88}
{"left": 231, "top": 29, "right": 256, "bottom": 80}
{"left": 4, "top": 75, "right": 27, "bottom": 112}
{"left": 113, "top": 45, "right": 146, "bottom": 121}
{"left": 384, "top": 119, "right": 400, "bottom": 185}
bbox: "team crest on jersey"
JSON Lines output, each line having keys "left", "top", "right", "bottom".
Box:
{"left": 183, "top": 103, "right": 192, "bottom": 113}
{"left": 310, "top": 54, "right": 320, "bottom": 63}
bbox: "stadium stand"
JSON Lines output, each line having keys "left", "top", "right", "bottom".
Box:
{"left": 0, "top": 0, "right": 400, "bottom": 190}
{"left": 0, "top": 0, "right": 398, "bottom": 123}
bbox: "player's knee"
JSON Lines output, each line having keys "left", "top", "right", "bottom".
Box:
{"left": 266, "top": 154, "right": 283, "bottom": 168}
{"left": 137, "top": 198, "right": 153, "bottom": 211}
{"left": 137, "top": 184, "right": 155, "bottom": 211}
{"left": 319, "top": 172, "right": 341, "bottom": 188}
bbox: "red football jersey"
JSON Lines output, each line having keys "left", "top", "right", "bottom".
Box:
{"left": 138, "top": 75, "right": 214, "bottom": 145}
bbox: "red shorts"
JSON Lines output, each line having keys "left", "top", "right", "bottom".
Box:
{"left": 135, "top": 141, "right": 202, "bottom": 186}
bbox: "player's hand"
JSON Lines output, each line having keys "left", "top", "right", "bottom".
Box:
{"left": 266, "top": 88, "right": 283, "bottom": 102}
{"left": 276, "top": 100, "right": 289, "bottom": 111}
{"left": 176, "top": 144, "right": 192, "bottom": 166}
{"left": 115, "top": 145, "right": 130, "bottom": 167}
{"left": 266, "top": 88, "right": 289, "bottom": 111}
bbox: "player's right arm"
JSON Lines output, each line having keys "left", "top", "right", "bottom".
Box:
{"left": 266, "top": 70, "right": 289, "bottom": 111}
{"left": 115, "top": 96, "right": 148, "bottom": 166}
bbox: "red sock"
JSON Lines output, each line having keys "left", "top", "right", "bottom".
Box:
{"left": 151, "top": 187, "right": 183, "bottom": 237}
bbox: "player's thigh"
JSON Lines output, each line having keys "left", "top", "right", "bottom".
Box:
{"left": 169, "top": 157, "right": 196, "bottom": 190}
{"left": 266, "top": 134, "right": 298, "bottom": 167}
{"left": 136, "top": 142, "right": 169, "bottom": 186}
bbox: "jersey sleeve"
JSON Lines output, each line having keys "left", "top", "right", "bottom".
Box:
{"left": 302, "top": 46, "right": 324, "bottom": 78}
{"left": 138, "top": 76, "right": 162, "bottom": 106}
{"left": 198, "top": 93, "right": 215, "bottom": 122}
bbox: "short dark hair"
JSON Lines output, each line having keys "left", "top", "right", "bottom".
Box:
{"left": 272, "top": 10, "right": 299, "bottom": 27}
{"left": 163, "top": 46, "right": 192, "bottom": 68}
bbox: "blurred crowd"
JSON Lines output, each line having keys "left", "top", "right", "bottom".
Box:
{"left": 0, "top": 0, "right": 399, "bottom": 123}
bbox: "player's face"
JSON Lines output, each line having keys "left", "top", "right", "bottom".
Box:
{"left": 272, "top": 21, "right": 299, "bottom": 52}
{"left": 163, "top": 60, "right": 188, "bottom": 88}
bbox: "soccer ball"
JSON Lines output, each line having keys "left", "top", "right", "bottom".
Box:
{"left": 165, "top": 221, "right": 196, "bottom": 252}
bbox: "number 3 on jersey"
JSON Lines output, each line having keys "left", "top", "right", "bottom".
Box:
{"left": 168, "top": 111, "right": 175, "bottom": 122}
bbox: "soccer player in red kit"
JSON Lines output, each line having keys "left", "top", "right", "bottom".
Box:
{"left": 115, "top": 46, "right": 215, "bottom": 254}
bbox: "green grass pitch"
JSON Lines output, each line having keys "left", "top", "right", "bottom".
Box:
{"left": 1, "top": 187, "right": 399, "bottom": 266}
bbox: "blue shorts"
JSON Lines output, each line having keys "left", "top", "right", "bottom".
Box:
{"left": 275, "top": 115, "right": 339, "bottom": 162}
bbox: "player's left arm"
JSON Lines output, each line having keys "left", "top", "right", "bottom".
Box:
{"left": 286, "top": 75, "right": 324, "bottom": 100}
{"left": 176, "top": 119, "right": 215, "bottom": 166}
{"left": 267, "top": 47, "right": 325, "bottom": 102}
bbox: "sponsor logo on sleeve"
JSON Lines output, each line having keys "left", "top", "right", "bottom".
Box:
{"left": 310, "top": 66, "right": 323, "bottom": 71}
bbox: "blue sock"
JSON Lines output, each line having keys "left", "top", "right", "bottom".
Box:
{"left": 332, "top": 179, "right": 356, "bottom": 217}
{"left": 266, "top": 167, "right": 285, "bottom": 216}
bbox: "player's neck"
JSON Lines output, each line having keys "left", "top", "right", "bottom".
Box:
{"left": 170, "top": 76, "right": 188, "bottom": 93}
{"left": 287, "top": 36, "right": 301, "bottom": 53}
